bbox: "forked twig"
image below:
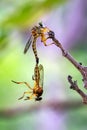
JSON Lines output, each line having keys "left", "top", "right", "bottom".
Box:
{"left": 67, "top": 75, "right": 87, "bottom": 104}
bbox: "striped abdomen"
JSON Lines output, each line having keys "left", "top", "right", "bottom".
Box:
{"left": 34, "top": 64, "right": 40, "bottom": 86}
{"left": 32, "top": 38, "right": 39, "bottom": 64}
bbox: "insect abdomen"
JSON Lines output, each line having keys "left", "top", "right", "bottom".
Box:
{"left": 32, "top": 39, "right": 39, "bottom": 64}
{"left": 34, "top": 64, "right": 40, "bottom": 86}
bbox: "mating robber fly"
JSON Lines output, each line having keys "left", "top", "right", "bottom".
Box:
{"left": 24, "top": 22, "right": 53, "bottom": 64}
{"left": 11, "top": 64, "right": 44, "bottom": 101}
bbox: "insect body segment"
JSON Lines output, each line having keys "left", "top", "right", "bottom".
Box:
{"left": 12, "top": 64, "right": 44, "bottom": 101}
{"left": 32, "top": 38, "right": 39, "bottom": 64}
{"left": 34, "top": 63, "right": 40, "bottom": 86}
{"left": 33, "top": 64, "right": 44, "bottom": 101}
{"left": 24, "top": 23, "right": 53, "bottom": 64}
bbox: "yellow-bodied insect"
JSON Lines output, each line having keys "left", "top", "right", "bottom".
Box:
{"left": 24, "top": 22, "right": 53, "bottom": 64}
{"left": 11, "top": 64, "right": 44, "bottom": 101}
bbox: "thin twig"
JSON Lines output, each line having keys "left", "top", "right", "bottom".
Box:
{"left": 48, "top": 31, "right": 87, "bottom": 104}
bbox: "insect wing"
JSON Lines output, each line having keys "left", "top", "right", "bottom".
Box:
{"left": 39, "top": 64, "right": 44, "bottom": 88}
{"left": 24, "top": 35, "right": 32, "bottom": 54}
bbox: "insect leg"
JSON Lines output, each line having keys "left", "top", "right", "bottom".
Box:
{"left": 41, "top": 35, "right": 54, "bottom": 46}
{"left": 43, "top": 40, "right": 54, "bottom": 46}
{"left": 43, "top": 30, "right": 55, "bottom": 46}
{"left": 44, "top": 41, "right": 54, "bottom": 46}
{"left": 18, "top": 91, "right": 32, "bottom": 100}
{"left": 24, "top": 93, "right": 36, "bottom": 100}
{"left": 11, "top": 80, "right": 33, "bottom": 90}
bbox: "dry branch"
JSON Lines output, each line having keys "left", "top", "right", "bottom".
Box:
{"left": 48, "top": 30, "right": 87, "bottom": 104}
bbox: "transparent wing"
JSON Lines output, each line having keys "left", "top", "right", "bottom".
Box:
{"left": 24, "top": 35, "right": 32, "bottom": 54}
{"left": 39, "top": 64, "right": 44, "bottom": 88}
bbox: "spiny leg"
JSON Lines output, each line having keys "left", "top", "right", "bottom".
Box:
{"left": 18, "top": 91, "right": 32, "bottom": 100}
{"left": 11, "top": 80, "right": 33, "bottom": 90}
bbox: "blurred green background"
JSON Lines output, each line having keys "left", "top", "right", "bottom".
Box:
{"left": 0, "top": 0, "right": 87, "bottom": 130}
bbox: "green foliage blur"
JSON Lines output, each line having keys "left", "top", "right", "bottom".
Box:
{"left": 1, "top": 1, "right": 87, "bottom": 130}
{"left": 0, "top": 0, "right": 67, "bottom": 109}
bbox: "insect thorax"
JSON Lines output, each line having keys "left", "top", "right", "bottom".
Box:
{"left": 31, "top": 26, "right": 40, "bottom": 37}
{"left": 33, "top": 86, "right": 43, "bottom": 97}
{"left": 31, "top": 25, "right": 50, "bottom": 37}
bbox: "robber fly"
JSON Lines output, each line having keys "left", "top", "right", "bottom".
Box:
{"left": 11, "top": 64, "right": 44, "bottom": 101}
{"left": 24, "top": 22, "right": 53, "bottom": 64}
